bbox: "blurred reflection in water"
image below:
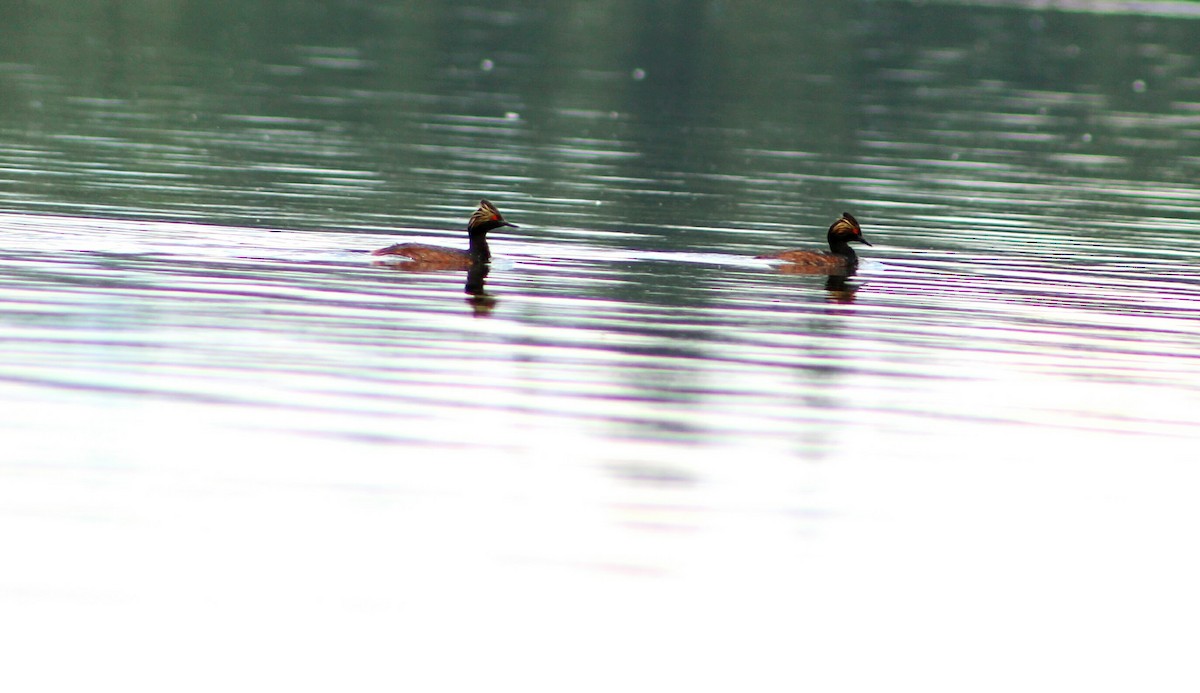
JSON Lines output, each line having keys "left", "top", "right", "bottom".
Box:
{"left": 463, "top": 261, "right": 499, "bottom": 316}
{"left": 823, "top": 273, "right": 861, "bottom": 304}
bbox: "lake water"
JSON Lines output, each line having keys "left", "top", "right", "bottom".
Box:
{"left": 3, "top": 1, "right": 1199, "bottom": 690}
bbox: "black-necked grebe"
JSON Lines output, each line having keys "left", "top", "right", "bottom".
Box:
{"left": 372, "top": 199, "right": 517, "bottom": 269}
{"left": 757, "top": 212, "right": 871, "bottom": 270}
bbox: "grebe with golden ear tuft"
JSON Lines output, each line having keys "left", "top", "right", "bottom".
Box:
{"left": 756, "top": 212, "right": 872, "bottom": 270}
{"left": 372, "top": 199, "right": 518, "bottom": 270}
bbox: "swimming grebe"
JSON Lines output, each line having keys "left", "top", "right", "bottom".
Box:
{"left": 372, "top": 199, "right": 517, "bottom": 269}
{"left": 757, "top": 212, "right": 871, "bottom": 270}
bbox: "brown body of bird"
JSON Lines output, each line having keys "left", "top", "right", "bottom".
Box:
{"left": 372, "top": 199, "right": 517, "bottom": 270}
{"left": 757, "top": 212, "right": 871, "bottom": 271}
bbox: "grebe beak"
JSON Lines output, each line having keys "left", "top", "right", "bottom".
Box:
{"left": 502, "top": 221, "right": 519, "bottom": 228}
{"left": 859, "top": 237, "right": 872, "bottom": 246}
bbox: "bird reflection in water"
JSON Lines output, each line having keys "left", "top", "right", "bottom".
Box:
{"left": 371, "top": 257, "right": 499, "bottom": 316}
{"left": 463, "top": 261, "right": 497, "bottom": 316}
{"left": 822, "top": 273, "right": 860, "bottom": 304}
{"left": 772, "top": 263, "right": 862, "bottom": 304}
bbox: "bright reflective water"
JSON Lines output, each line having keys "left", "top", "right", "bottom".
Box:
{"left": 3, "top": 1, "right": 1200, "bottom": 690}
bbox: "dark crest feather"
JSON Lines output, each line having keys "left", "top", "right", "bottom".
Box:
{"left": 469, "top": 199, "right": 504, "bottom": 229}
{"left": 830, "top": 212, "right": 859, "bottom": 236}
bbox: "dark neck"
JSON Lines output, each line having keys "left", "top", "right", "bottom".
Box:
{"left": 467, "top": 232, "right": 491, "bottom": 262}
{"left": 827, "top": 237, "right": 858, "bottom": 264}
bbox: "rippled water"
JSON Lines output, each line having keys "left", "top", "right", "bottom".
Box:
{"left": 3, "top": 2, "right": 1200, "bottom": 690}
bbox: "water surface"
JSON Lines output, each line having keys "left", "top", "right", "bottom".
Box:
{"left": 2, "top": 2, "right": 1199, "bottom": 691}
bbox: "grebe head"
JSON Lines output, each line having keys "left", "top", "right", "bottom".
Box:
{"left": 468, "top": 199, "right": 518, "bottom": 236}
{"left": 828, "top": 212, "right": 871, "bottom": 247}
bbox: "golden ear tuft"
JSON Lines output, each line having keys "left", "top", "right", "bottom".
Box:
{"left": 469, "top": 199, "right": 504, "bottom": 227}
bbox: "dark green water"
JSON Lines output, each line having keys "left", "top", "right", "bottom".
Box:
{"left": 2, "top": 1, "right": 1199, "bottom": 690}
